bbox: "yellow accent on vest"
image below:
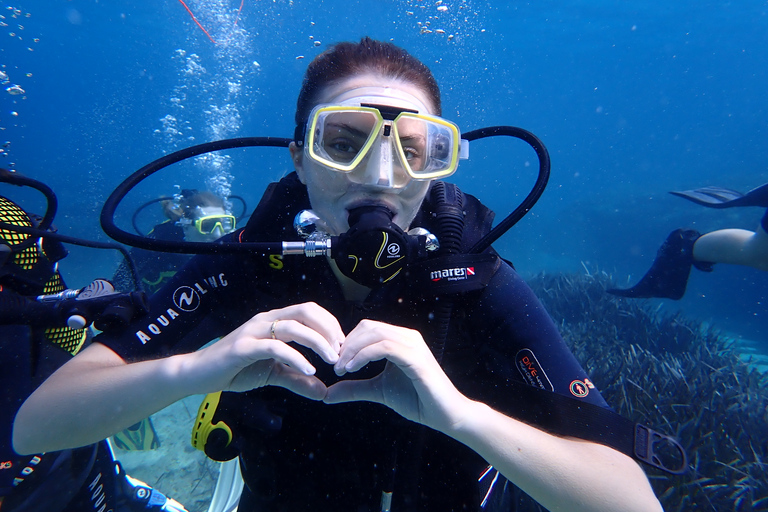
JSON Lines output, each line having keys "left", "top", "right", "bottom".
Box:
{"left": 191, "top": 391, "right": 233, "bottom": 452}
{"left": 42, "top": 272, "right": 88, "bottom": 355}
{"left": 268, "top": 253, "right": 284, "bottom": 270}
{"left": 0, "top": 196, "right": 39, "bottom": 270}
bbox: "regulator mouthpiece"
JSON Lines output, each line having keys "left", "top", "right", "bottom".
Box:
{"left": 347, "top": 205, "right": 395, "bottom": 227}
{"left": 333, "top": 205, "right": 419, "bottom": 288}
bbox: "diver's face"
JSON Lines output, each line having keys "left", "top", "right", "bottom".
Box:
{"left": 291, "top": 74, "right": 437, "bottom": 235}
{"left": 182, "top": 206, "right": 232, "bottom": 242}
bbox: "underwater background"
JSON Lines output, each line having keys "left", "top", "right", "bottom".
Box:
{"left": 3, "top": 0, "right": 766, "bottom": 341}
{"left": 2, "top": 1, "right": 767, "bottom": 510}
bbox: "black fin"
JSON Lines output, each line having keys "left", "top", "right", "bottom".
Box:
{"left": 670, "top": 183, "right": 768, "bottom": 209}
{"left": 608, "top": 229, "right": 703, "bottom": 300}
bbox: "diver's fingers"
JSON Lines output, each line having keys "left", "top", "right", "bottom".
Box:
{"left": 342, "top": 340, "right": 430, "bottom": 382}
{"left": 325, "top": 362, "right": 424, "bottom": 426}
{"left": 265, "top": 363, "right": 328, "bottom": 401}
{"left": 324, "top": 376, "right": 383, "bottom": 405}
{"left": 239, "top": 338, "right": 317, "bottom": 377}
{"left": 335, "top": 319, "right": 427, "bottom": 376}
{"left": 269, "top": 318, "right": 340, "bottom": 365}
{"left": 259, "top": 302, "right": 344, "bottom": 357}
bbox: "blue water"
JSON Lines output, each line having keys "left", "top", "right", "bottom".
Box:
{"left": 2, "top": 0, "right": 766, "bottom": 343}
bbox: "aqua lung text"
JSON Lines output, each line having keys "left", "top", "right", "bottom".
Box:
{"left": 12, "top": 455, "right": 41, "bottom": 487}
{"left": 87, "top": 471, "right": 110, "bottom": 512}
{"left": 134, "top": 273, "right": 228, "bottom": 344}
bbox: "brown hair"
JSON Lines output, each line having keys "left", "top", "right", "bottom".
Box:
{"left": 294, "top": 37, "right": 441, "bottom": 135}
{"left": 162, "top": 190, "right": 225, "bottom": 222}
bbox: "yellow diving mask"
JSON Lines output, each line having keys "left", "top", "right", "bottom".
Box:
{"left": 303, "top": 102, "right": 467, "bottom": 188}
{"left": 192, "top": 214, "right": 236, "bottom": 235}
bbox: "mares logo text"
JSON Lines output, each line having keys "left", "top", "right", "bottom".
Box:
{"left": 430, "top": 266, "right": 475, "bottom": 282}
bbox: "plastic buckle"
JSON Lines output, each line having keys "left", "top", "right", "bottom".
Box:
{"left": 634, "top": 424, "right": 688, "bottom": 475}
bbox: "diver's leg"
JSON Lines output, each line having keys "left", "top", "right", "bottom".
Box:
{"left": 691, "top": 209, "right": 768, "bottom": 271}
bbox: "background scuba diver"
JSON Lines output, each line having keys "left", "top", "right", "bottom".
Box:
{"left": 609, "top": 182, "right": 768, "bottom": 300}
{"left": 14, "top": 39, "right": 663, "bottom": 512}
{"left": 111, "top": 189, "right": 236, "bottom": 451}
{"left": 113, "top": 189, "right": 237, "bottom": 294}
{"left": 0, "top": 174, "right": 186, "bottom": 512}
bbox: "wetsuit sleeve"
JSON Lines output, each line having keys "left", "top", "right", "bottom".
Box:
{"left": 460, "top": 262, "right": 610, "bottom": 410}
{"left": 0, "top": 291, "right": 61, "bottom": 326}
{"left": 95, "top": 252, "right": 248, "bottom": 361}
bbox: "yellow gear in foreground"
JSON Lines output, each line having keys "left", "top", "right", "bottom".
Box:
{"left": 191, "top": 391, "right": 233, "bottom": 451}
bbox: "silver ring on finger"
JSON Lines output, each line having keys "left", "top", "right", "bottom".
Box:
{"left": 270, "top": 319, "right": 280, "bottom": 340}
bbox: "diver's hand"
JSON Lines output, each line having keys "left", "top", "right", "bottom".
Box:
{"left": 184, "top": 302, "right": 343, "bottom": 400}
{"left": 323, "top": 319, "right": 471, "bottom": 433}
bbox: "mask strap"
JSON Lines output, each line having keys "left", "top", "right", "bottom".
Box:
{"left": 294, "top": 124, "right": 306, "bottom": 147}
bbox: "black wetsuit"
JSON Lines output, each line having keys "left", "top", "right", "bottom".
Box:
{"left": 97, "top": 173, "right": 610, "bottom": 512}
{"left": 112, "top": 222, "right": 190, "bottom": 294}
{"left": 0, "top": 288, "right": 156, "bottom": 511}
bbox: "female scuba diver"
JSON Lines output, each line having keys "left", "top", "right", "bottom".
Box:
{"left": 112, "top": 189, "right": 237, "bottom": 295}
{"left": 608, "top": 182, "right": 768, "bottom": 300}
{"left": 166, "top": 190, "right": 237, "bottom": 244}
{"left": 14, "top": 38, "right": 663, "bottom": 511}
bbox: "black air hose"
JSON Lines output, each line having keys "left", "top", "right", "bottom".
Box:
{"left": 428, "top": 181, "right": 465, "bottom": 362}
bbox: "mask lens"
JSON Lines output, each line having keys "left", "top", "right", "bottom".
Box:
{"left": 394, "top": 113, "right": 459, "bottom": 179}
{"left": 310, "top": 108, "right": 381, "bottom": 171}
{"left": 393, "top": 115, "right": 429, "bottom": 173}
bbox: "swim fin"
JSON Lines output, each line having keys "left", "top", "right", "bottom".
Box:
{"left": 670, "top": 182, "right": 768, "bottom": 209}
{"left": 608, "top": 229, "right": 713, "bottom": 300}
{"left": 112, "top": 417, "right": 161, "bottom": 451}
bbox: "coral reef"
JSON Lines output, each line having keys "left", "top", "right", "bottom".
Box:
{"left": 527, "top": 271, "right": 768, "bottom": 511}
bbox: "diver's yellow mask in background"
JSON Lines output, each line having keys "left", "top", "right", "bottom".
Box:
{"left": 192, "top": 213, "right": 236, "bottom": 235}
{"left": 303, "top": 98, "right": 467, "bottom": 189}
